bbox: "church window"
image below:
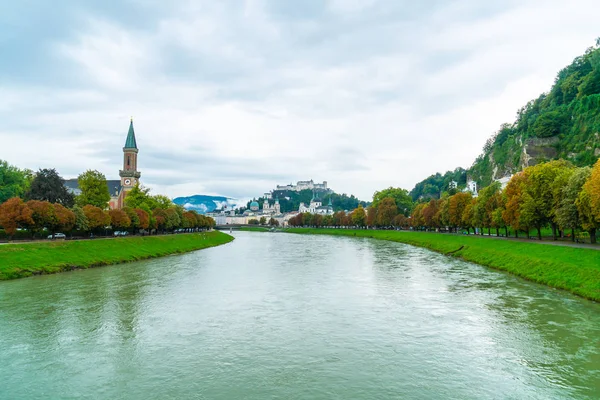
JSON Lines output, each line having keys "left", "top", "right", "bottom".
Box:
{"left": 127, "top": 156, "right": 131, "bottom": 168}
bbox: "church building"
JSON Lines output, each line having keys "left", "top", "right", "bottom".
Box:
{"left": 64, "top": 119, "right": 141, "bottom": 210}
{"left": 110, "top": 119, "right": 141, "bottom": 209}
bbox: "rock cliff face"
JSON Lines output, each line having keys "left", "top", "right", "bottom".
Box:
{"left": 520, "top": 136, "right": 560, "bottom": 168}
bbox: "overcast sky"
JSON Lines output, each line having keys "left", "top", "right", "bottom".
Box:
{"left": 1, "top": 0, "right": 598, "bottom": 201}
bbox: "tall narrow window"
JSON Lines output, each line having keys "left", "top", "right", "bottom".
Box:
{"left": 127, "top": 156, "right": 131, "bottom": 168}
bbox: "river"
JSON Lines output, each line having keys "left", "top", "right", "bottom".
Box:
{"left": 0, "top": 232, "right": 599, "bottom": 399}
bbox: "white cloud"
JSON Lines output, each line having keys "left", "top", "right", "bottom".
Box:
{"left": 1, "top": 0, "right": 599, "bottom": 200}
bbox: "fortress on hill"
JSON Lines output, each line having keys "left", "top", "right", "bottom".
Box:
{"left": 275, "top": 180, "right": 329, "bottom": 193}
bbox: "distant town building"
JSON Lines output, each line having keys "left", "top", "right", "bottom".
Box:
{"left": 448, "top": 180, "right": 458, "bottom": 190}
{"left": 299, "top": 192, "right": 334, "bottom": 215}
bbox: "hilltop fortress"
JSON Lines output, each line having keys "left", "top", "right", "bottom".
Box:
{"left": 275, "top": 180, "right": 329, "bottom": 193}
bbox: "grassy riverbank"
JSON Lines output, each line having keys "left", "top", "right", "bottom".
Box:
{"left": 0, "top": 232, "right": 234, "bottom": 280}
{"left": 286, "top": 228, "right": 600, "bottom": 301}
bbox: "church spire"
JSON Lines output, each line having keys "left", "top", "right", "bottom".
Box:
{"left": 124, "top": 118, "right": 138, "bottom": 149}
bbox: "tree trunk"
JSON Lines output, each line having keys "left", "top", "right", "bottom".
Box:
{"left": 537, "top": 227, "right": 542, "bottom": 241}
{"left": 551, "top": 223, "right": 557, "bottom": 241}
{"left": 515, "top": 229, "right": 518, "bottom": 238}
{"left": 591, "top": 228, "right": 597, "bottom": 244}
{"left": 496, "top": 228, "right": 499, "bottom": 237}
{"left": 504, "top": 227, "right": 508, "bottom": 237}
{"left": 571, "top": 228, "right": 575, "bottom": 242}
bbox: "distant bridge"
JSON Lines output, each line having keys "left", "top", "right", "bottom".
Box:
{"left": 215, "top": 224, "right": 253, "bottom": 230}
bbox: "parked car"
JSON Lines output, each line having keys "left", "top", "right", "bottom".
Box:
{"left": 47, "top": 233, "right": 66, "bottom": 239}
{"left": 113, "top": 231, "right": 129, "bottom": 236}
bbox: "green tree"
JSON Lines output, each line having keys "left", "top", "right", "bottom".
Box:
{"left": 76, "top": 170, "right": 110, "bottom": 209}
{"left": 0, "top": 160, "right": 32, "bottom": 203}
{"left": 522, "top": 160, "right": 573, "bottom": 240}
{"left": 372, "top": 187, "right": 413, "bottom": 215}
{"left": 71, "top": 205, "right": 89, "bottom": 232}
{"left": 556, "top": 167, "right": 591, "bottom": 240}
{"left": 153, "top": 195, "right": 174, "bottom": 209}
{"left": 259, "top": 216, "right": 267, "bottom": 225}
{"left": 26, "top": 168, "right": 74, "bottom": 207}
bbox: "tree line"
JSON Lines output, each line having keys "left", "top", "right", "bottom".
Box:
{"left": 289, "top": 159, "right": 600, "bottom": 244}
{"left": 0, "top": 161, "right": 215, "bottom": 240}
{"left": 408, "top": 159, "right": 600, "bottom": 243}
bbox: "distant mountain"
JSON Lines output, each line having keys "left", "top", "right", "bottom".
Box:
{"left": 172, "top": 195, "right": 239, "bottom": 214}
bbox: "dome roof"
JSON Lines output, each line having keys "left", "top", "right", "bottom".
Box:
{"left": 250, "top": 201, "right": 259, "bottom": 207}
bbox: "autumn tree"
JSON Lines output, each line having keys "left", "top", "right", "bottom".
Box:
{"left": 76, "top": 170, "right": 110, "bottom": 208}
{"left": 422, "top": 199, "right": 440, "bottom": 229}
{"left": 269, "top": 218, "right": 279, "bottom": 227}
{"left": 333, "top": 211, "right": 345, "bottom": 227}
{"left": 503, "top": 172, "right": 528, "bottom": 238}
{"left": 109, "top": 209, "right": 131, "bottom": 231}
{"left": 366, "top": 205, "right": 377, "bottom": 227}
{"left": 577, "top": 159, "right": 600, "bottom": 243}
{"left": 351, "top": 205, "right": 367, "bottom": 227}
{"left": 461, "top": 198, "right": 476, "bottom": 234}
{"left": 0, "top": 197, "right": 34, "bottom": 238}
{"left": 448, "top": 192, "right": 472, "bottom": 231}
{"left": 83, "top": 205, "right": 110, "bottom": 232}
{"left": 135, "top": 208, "right": 150, "bottom": 231}
{"left": 26, "top": 200, "right": 56, "bottom": 237}
{"left": 52, "top": 204, "right": 76, "bottom": 234}
{"left": 376, "top": 197, "right": 398, "bottom": 227}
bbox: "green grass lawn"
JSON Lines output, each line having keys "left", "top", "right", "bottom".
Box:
{"left": 0, "top": 232, "right": 234, "bottom": 280}
{"left": 287, "top": 228, "right": 600, "bottom": 302}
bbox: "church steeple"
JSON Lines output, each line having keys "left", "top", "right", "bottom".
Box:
{"left": 124, "top": 118, "right": 138, "bottom": 149}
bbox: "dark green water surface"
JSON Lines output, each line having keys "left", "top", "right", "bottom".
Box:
{"left": 1, "top": 232, "right": 599, "bottom": 399}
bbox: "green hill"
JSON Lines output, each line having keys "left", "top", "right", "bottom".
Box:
{"left": 412, "top": 40, "right": 600, "bottom": 198}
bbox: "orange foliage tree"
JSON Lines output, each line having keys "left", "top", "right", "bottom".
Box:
{"left": 0, "top": 197, "right": 34, "bottom": 238}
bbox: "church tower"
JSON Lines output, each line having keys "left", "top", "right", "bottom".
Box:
{"left": 118, "top": 118, "right": 141, "bottom": 208}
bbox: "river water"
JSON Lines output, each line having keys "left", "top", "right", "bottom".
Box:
{"left": 0, "top": 232, "right": 599, "bottom": 399}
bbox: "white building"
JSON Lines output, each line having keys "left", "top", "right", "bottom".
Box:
{"left": 299, "top": 193, "right": 334, "bottom": 215}
{"left": 464, "top": 179, "right": 478, "bottom": 197}
{"left": 495, "top": 175, "right": 513, "bottom": 190}
{"left": 448, "top": 180, "right": 458, "bottom": 190}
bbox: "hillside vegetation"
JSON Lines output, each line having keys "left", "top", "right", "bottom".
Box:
{"left": 411, "top": 41, "right": 600, "bottom": 198}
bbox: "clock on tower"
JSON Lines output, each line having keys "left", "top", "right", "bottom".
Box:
{"left": 119, "top": 118, "right": 141, "bottom": 190}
